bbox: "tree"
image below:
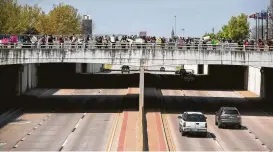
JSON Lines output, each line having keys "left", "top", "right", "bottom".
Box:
{"left": 0, "top": 0, "right": 22, "bottom": 34}
{"left": 227, "top": 14, "right": 250, "bottom": 41}
{"left": 45, "top": 3, "right": 82, "bottom": 35}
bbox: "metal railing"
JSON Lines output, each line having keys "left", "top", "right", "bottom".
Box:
{"left": 0, "top": 42, "right": 272, "bottom": 51}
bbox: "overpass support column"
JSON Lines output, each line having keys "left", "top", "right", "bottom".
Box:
{"left": 246, "top": 66, "right": 263, "bottom": 97}
{"left": 18, "top": 64, "right": 38, "bottom": 96}
{"left": 138, "top": 66, "right": 144, "bottom": 150}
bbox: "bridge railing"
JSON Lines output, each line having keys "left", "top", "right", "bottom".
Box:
{"left": 0, "top": 42, "right": 272, "bottom": 51}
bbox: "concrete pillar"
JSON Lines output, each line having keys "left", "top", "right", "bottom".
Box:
{"left": 260, "top": 68, "right": 265, "bottom": 99}
{"left": 139, "top": 66, "right": 144, "bottom": 150}
{"left": 247, "top": 66, "right": 262, "bottom": 96}
{"left": 184, "top": 65, "right": 198, "bottom": 74}
{"left": 86, "top": 63, "right": 103, "bottom": 74}
{"left": 17, "top": 64, "right": 38, "bottom": 95}
{"left": 75, "top": 63, "right": 82, "bottom": 73}
{"left": 204, "top": 65, "right": 208, "bottom": 75}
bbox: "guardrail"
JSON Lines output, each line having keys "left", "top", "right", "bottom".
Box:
{"left": 0, "top": 42, "right": 271, "bottom": 51}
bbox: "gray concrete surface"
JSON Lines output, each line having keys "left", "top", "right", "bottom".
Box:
{"left": 0, "top": 88, "right": 125, "bottom": 151}
{"left": 1, "top": 49, "right": 273, "bottom": 68}
{"left": 161, "top": 89, "right": 272, "bottom": 151}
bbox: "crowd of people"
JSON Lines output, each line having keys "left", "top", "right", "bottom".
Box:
{"left": 0, "top": 34, "right": 272, "bottom": 51}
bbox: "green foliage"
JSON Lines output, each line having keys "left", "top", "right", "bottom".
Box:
{"left": 227, "top": 13, "right": 250, "bottom": 41}
{"left": 0, "top": 1, "right": 83, "bottom": 34}
{"left": 203, "top": 13, "right": 250, "bottom": 41}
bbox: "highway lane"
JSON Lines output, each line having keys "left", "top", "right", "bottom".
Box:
{"left": 161, "top": 89, "right": 270, "bottom": 151}
{"left": 0, "top": 89, "right": 55, "bottom": 151}
{"left": 1, "top": 88, "right": 126, "bottom": 151}
{"left": 161, "top": 90, "right": 222, "bottom": 151}
{"left": 61, "top": 89, "right": 126, "bottom": 151}
{"left": 207, "top": 90, "right": 273, "bottom": 151}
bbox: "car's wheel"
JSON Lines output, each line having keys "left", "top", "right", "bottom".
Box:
{"left": 181, "top": 130, "right": 186, "bottom": 136}
{"left": 181, "top": 128, "right": 186, "bottom": 136}
{"left": 218, "top": 123, "right": 222, "bottom": 128}
{"left": 236, "top": 124, "right": 241, "bottom": 129}
{"left": 202, "top": 132, "right": 207, "bottom": 137}
{"left": 215, "top": 119, "right": 218, "bottom": 125}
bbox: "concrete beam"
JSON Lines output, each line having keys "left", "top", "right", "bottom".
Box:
{"left": 1, "top": 49, "right": 273, "bottom": 67}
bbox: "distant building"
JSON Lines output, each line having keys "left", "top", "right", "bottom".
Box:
{"left": 82, "top": 15, "right": 92, "bottom": 36}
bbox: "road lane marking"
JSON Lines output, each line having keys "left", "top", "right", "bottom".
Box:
{"left": 206, "top": 90, "right": 271, "bottom": 151}
{"left": 161, "top": 114, "right": 176, "bottom": 151}
{"left": 59, "top": 113, "right": 93, "bottom": 151}
{"left": 106, "top": 113, "right": 121, "bottom": 152}
{"left": 9, "top": 113, "right": 52, "bottom": 150}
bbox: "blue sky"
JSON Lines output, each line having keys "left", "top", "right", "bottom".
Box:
{"left": 18, "top": 0, "right": 269, "bottom": 37}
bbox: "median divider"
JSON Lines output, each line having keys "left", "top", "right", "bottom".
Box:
{"left": 158, "top": 89, "right": 176, "bottom": 151}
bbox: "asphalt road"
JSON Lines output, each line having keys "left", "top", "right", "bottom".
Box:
{"left": 0, "top": 88, "right": 126, "bottom": 151}
{"left": 161, "top": 89, "right": 273, "bottom": 151}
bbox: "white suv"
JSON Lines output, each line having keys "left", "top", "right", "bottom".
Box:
{"left": 178, "top": 112, "right": 207, "bottom": 137}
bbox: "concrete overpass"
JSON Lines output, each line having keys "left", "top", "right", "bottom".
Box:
{"left": 0, "top": 48, "right": 273, "bottom": 103}
{"left": 0, "top": 49, "right": 273, "bottom": 68}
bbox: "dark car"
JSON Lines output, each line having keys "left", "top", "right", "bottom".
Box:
{"left": 160, "top": 67, "right": 165, "bottom": 72}
{"left": 121, "top": 65, "right": 130, "bottom": 74}
{"left": 215, "top": 107, "right": 242, "bottom": 128}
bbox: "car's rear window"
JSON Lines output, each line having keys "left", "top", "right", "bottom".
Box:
{"left": 223, "top": 110, "right": 239, "bottom": 114}
{"left": 186, "top": 114, "right": 206, "bottom": 122}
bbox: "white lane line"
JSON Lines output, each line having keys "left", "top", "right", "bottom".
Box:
{"left": 10, "top": 113, "right": 52, "bottom": 150}
{"left": 62, "top": 139, "right": 68, "bottom": 147}
{"left": 59, "top": 113, "right": 88, "bottom": 151}
{"left": 106, "top": 113, "right": 120, "bottom": 152}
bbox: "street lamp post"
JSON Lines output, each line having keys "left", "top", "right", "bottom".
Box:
{"left": 181, "top": 29, "right": 185, "bottom": 37}
{"left": 174, "top": 16, "right": 176, "bottom": 36}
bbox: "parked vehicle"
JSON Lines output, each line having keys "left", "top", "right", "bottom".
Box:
{"left": 160, "top": 67, "right": 165, "bottom": 71}
{"left": 215, "top": 107, "right": 242, "bottom": 128}
{"left": 121, "top": 65, "right": 130, "bottom": 73}
{"left": 178, "top": 112, "right": 207, "bottom": 137}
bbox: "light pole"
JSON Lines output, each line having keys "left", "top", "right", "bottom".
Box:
{"left": 181, "top": 29, "right": 185, "bottom": 37}
{"left": 174, "top": 16, "right": 177, "bottom": 36}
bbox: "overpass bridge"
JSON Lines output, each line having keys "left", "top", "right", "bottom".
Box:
{"left": 0, "top": 45, "right": 273, "bottom": 103}
{"left": 0, "top": 46, "right": 272, "bottom": 67}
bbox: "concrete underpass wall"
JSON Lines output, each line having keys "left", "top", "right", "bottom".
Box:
{"left": 207, "top": 65, "right": 246, "bottom": 90}
{"left": 37, "top": 63, "right": 139, "bottom": 88}
{"left": 0, "top": 65, "right": 20, "bottom": 97}
{"left": 144, "top": 65, "right": 245, "bottom": 90}
{"left": 86, "top": 63, "right": 103, "bottom": 73}
{"left": 263, "top": 67, "right": 273, "bottom": 100}
{"left": 247, "top": 66, "right": 262, "bottom": 96}
{"left": 75, "top": 63, "right": 103, "bottom": 73}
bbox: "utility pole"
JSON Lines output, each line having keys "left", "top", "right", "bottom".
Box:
{"left": 174, "top": 16, "right": 177, "bottom": 36}
{"left": 182, "top": 29, "right": 185, "bottom": 37}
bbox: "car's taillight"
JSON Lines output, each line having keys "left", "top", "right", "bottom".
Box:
{"left": 183, "top": 122, "right": 186, "bottom": 127}
{"left": 205, "top": 123, "right": 207, "bottom": 128}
